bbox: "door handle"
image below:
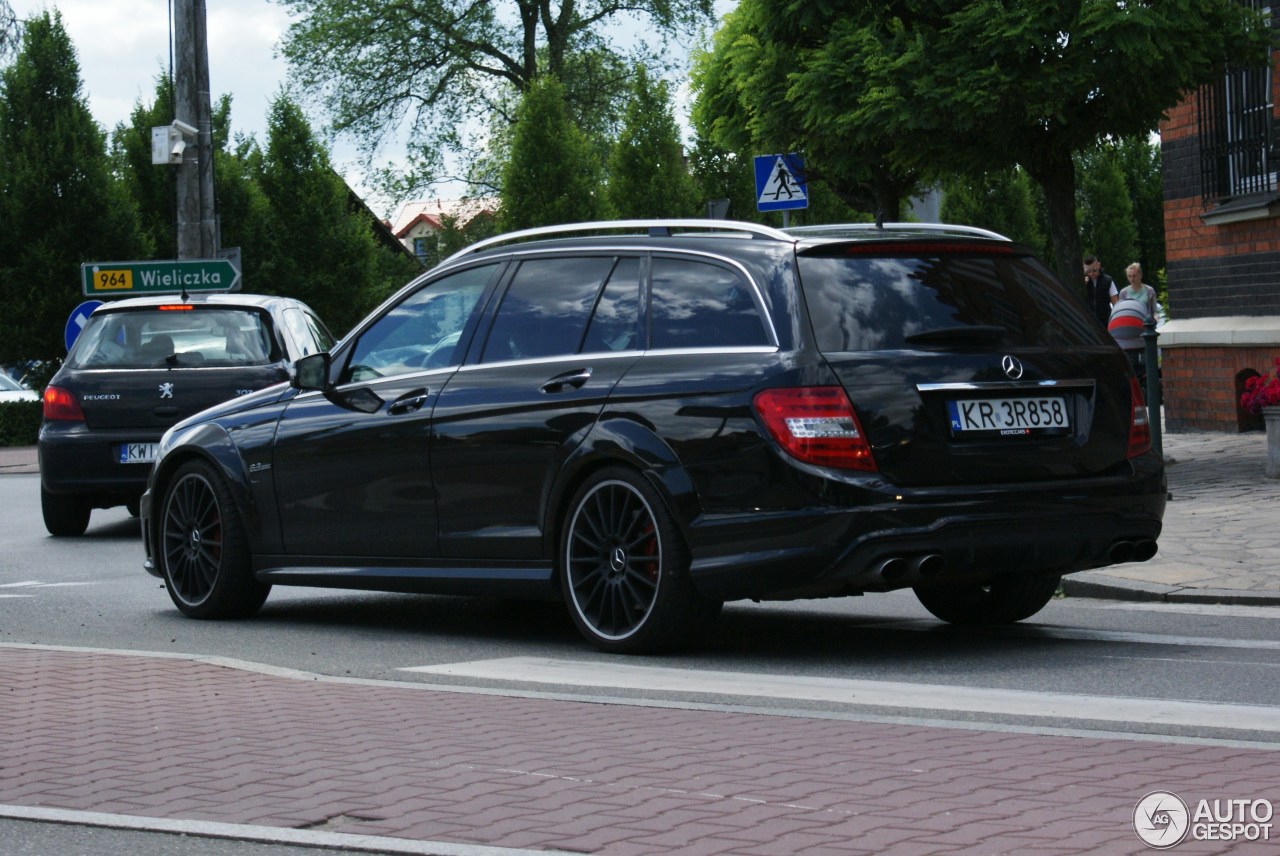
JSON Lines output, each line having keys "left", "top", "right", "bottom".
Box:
{"left": 388, "top": 388, "right": 430, "bottom": 415}
{"left": 541, "top": 368, "right": 592, "bottom": 393}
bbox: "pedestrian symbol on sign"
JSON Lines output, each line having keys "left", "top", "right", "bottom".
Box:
{"left": 754, "top": 154, "right": 808, "bottom": 212}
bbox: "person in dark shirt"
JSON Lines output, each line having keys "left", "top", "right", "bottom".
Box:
{"left": 1083, "top": 255, "right": 1117, "bottom": 326}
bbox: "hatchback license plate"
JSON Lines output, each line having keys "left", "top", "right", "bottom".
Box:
{"left": 119, "top": 443, "right": 158, "bottom": 464}
{"left": 947, "top": 397, "right": 1069, "bottom": 435}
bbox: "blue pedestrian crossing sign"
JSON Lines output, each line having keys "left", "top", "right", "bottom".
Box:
{"left": 754, "top": 153, "right": 808, "bottom": 212}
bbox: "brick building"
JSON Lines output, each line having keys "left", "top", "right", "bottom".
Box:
{"left": 1159, "top": 7, "right": 1280, "bottom": 432}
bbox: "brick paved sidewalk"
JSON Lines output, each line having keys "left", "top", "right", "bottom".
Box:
{"left": 2, "top": 646, "right": 1277, "bottom": 855}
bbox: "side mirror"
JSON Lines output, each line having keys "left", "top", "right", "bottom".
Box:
{"left": 294, "top": 352, "right": 330, "bottom": 391}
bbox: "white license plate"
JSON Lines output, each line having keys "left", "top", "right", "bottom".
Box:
{"left": 119, "top": 443, "right": 158, "bottom": 464}
{"left": 947, "top": 397, "right": 1069, "bottom": 435}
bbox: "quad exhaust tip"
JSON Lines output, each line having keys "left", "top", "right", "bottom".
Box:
{"left": 876, "top": 554, "right": 946, "bottom": 582}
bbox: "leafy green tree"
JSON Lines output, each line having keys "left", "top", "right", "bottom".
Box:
{"left": 690, "top": 3, "right": 923, "bottom": 222}
{"left": 500, "top": 76, "right": 606, "bottom": 231}
{"left": 110, "top": 74, "right": 178, "bottom": 257}
{"left": 461, "top": 44, "right": 633, "bottom": 196}
{"left": 254, "top": 96, "right": 403, "bottom": 335}
{"left": 279, "top": 0, "right": 713, "bottom": 197}
{"left": 687, "top": 134, "right": 762, "bottom": 223}
{"left": 607, "top": 66, "right": 699, "bottom": 219}
{"left": 212, "top": 129, "right": 278, "bottom": 294}
{"left": 111, "top": 78, "right": 286, "bottom": 293}
{"left": 0, "top": 11, "right": 148, "bottom": 367}
{"left": 745, "top": 0, "right": 1270, "bottom": 291}
{"left": 0, "top": 0, "right": 18, "bottom": 62}
{"left": 942, "top": 167, "right": 1047, "bottom": 255}
{"left": 1113, "top": 134, "right": 1166, "bottom": 281}
{"left": 1078, "top": 144, "right": 1139, "bottom": 283}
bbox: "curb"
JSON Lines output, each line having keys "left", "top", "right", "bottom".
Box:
{"left": 1062, "top": 571, "right": 1280, "bottom": 607}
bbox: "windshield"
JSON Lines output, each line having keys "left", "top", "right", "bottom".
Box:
{"left": 68, "top": 307, "right": 280, "bottom": 369}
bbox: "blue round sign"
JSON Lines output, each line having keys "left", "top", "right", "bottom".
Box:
{"left": 65, "top": 300, "right": 104, "bottom": 352}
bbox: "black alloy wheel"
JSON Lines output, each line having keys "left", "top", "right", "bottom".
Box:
{"left": 561, "top": 467, "right": 720, "bottom": 653}
{"left": 913, "top": 573, "right": 1062, "bottom": 625}
{"left": 159, "top": 459, "right": 269, "bottom": 619}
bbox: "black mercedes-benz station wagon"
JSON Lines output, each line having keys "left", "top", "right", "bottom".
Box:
{"left": 40, "top": 293, "right": 334, "bottom": 536}
{"left": 140, "top": 220, "right": 1166, "bottom": 653}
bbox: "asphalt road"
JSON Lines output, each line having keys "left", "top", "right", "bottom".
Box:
{"left": 5, "top": 472, "right": 1280, "bottom": 854}
{"left": 5, "top": 473, "right": 1280, "bottom": 737}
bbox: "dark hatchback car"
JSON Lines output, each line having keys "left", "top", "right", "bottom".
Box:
{"left": 40, "top": 293, "right": 334, "bottom": 536}
{"left": 141, "top": 220, "right": 1165, "bottom": 653}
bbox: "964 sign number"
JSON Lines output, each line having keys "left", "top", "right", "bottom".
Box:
{"left": 93, "top": 269, "right": 133, "bottom": 291}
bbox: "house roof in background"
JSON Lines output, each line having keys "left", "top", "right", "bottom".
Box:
{"left": 391, "top": 198, "right": 498, "bottom": 238}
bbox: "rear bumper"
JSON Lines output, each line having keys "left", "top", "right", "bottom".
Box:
{"left": 685, "top": 459, "right": 1167, "bottom": 601}
{"left": 39, "top": 422, "right": 160, "bottom": 501}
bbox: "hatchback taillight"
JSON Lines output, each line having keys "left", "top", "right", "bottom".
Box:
{"left": 43, "top": 386, "right": 85, "bottom": 422}
{"left": 1127, "top": 377, "right": 1151, "bottom": 458}
{"left": 753, "top": 386, "right": 876, "bottom": 471}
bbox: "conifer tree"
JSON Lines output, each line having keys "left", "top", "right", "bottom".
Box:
{"left": 500, "top": 77, "right": 605, "bottom": 232}
{"left": 254, "top": 96, "right": 405, "bottom": 335}
{"left": 0, "top": 11, "right": 147, "bottom": 367}
{"left": 607, "top": 67, "right": 699, "bottom": 219}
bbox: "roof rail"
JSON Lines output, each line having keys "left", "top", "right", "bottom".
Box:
{"left": 785, "top": 222, "right": 1012, "bottom": 242}
{"left": 440, "top": 219, "right": 794, "bottom": 265}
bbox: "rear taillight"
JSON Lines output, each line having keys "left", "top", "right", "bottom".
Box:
{"left": 43, "top": 386, "right": 85, "bottom": 422}
{"left": 753, "top": 386, "right": 876, "bottom": 471}
{"left": 1127, "top": 377, "right": 1151, "bottom": 458}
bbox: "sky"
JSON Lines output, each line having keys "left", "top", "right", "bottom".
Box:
{"left": 8, "top": 0, "right": 730, "bottom": 219}
{"left": 11, "top": 1, "right": 290, "bottom": 144}
{"left": 9, "top": 0, "right": 441, "bottom": 217}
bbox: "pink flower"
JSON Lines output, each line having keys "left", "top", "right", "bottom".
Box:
{"left": 1241, "top": 360, "right": 1280, "bottom": 415}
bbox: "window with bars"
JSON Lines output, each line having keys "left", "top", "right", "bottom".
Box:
{"left": 1198, "top": 1, "right": 1274, "bottom": 201}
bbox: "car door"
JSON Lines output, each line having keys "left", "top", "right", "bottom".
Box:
{"left": 270, "top": 264, "right": 499, "bottom": 559}
{"left": 431, "top": 254, "right": 643, "bottom": 559}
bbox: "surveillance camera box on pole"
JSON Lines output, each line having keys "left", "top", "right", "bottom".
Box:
{"left": 151, "top": 126, "right": 184, "bottom": 165}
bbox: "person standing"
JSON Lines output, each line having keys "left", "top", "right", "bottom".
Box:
{"left": 1108, "top": 262, "right": 1158, "bottom": 383}
{"left": 1118, "top": 262, "right": 1158, "bottom": 319}
{"left": 1083, "top": 255, "right": 1118, "bottom": 326}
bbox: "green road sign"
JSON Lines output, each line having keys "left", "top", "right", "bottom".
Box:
{"left": 81, "top": 259, "right": 241, "bottom": 296}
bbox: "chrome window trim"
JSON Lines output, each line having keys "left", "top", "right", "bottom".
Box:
{"left": 456, "top": 350, "right": 643, "bottom": 373}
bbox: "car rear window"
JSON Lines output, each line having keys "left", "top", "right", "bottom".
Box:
{"left": 797, "top": 249, "right": 1109, "bottom": 351}
{"left": 68, "top": 307, "right": 280, "bottom": 369}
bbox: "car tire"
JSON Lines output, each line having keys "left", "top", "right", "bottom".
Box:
{"left": 561, "top": 467, "right": 721, "bottom": 654}
{"left": 159, "top": 459, "right": 269, "bottom": 619}
{"left": 41, "top": 487, "right": 90, "bottom": 537}
{"left": 913, "top": 574, "right": 1062, "bottom": 625}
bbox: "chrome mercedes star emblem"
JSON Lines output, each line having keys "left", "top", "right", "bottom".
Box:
{"left": 1001, "top": 355, "right": 1024, "bottom": 380}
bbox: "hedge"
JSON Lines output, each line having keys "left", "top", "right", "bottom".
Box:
{"left": 0, "top": 401, "right": 42, "bottom": 446}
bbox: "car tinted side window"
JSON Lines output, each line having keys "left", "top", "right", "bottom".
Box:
{"left": 342, "top": 264, "right": 495, "bottom": 382}
{"left": 282, "top": 307, "right": 337, "bottom": 357}
{"left": 650, "top": 257, "right": 769, "bottom": 349}
{"left": 480, "top": 257, "right": 616, "bottom": 363}
{"left": 305, "top": 312, "right": 336, "bottom": 352}
{"left": 581, "top": 258, "right": 641, "bottom": 354}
